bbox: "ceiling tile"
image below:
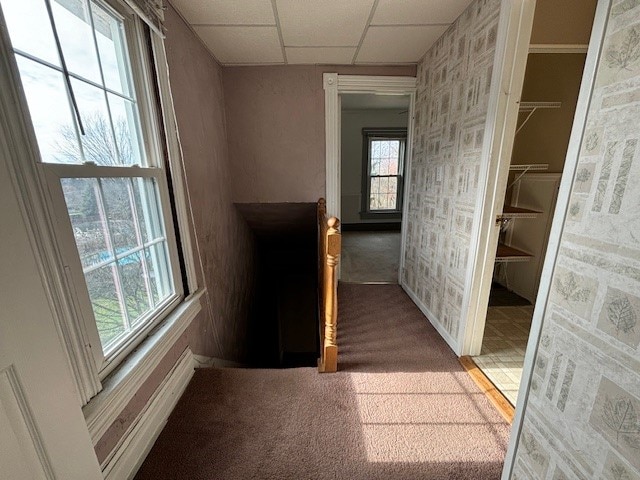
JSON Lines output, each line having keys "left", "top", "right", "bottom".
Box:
{"left": 372, "top": 0, "right": 473, "bottom": 25}
{"left": 277, "top": 0, "right": 374, "bottom": 47}
{"left": 356, "top": 25, "right": 449, "bottom": 63}
{"left": 194, "top": 26, "right": 284, "bottom": 64}
{"left": 172, "top": 0, "right": 275, "bottom": 25}
{"left": 286, "top": 47, "right": 356, "bottom": 64}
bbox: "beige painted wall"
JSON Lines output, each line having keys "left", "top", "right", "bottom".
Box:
{"left": 223, "top": 64, "right": 416, "bottom": 204}
{"left": 511, "top": 53, "right": 586, "bottom": 173}
{"left": 163, "top": 4, "right": 256, "bottom": 361}
{"left": 95, "top": 4, "right": 257, "bottom": 463}
{"left": 530, "top": 0, "right": 597, "bottom": 45}
{"left": 512, "top": 2, "right": 640, "bottom": 478}
{"left": 341, "top": 108, "right": 409, "bottom": 224}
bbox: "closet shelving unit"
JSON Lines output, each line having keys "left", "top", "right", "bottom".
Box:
{"left": 494, "top": 101, "right": 560, "bottom": 263}
{"left": 495, "top": 164, "right": 548, "bottom": 262}
{"left": 496, "top": 163, "right": 549, "bottom": 263}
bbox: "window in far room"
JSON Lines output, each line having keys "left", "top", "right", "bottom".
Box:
{"left": 362, "top": 129, "right": 407, "bottom": 216}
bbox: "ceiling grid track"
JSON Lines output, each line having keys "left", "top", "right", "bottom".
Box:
{"left": 190, "top": 23, "right": 276, "bottom": 27}
{"left": 370, "top": 23, "right": 451, "bottom": 27}
{"left": 170, "top": 0, "right": 481, "bottom": 65}
{"left": 352, "top": 0, "right": 380, "bottom": 64}
{"left": 271, "top": 0, "right": 288, "bottom": 64}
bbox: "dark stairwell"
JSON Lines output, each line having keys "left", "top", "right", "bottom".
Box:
{"left": 237, "top": 203, "right": 319, "bottom": 368}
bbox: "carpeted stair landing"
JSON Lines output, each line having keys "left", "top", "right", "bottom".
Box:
{"left": 135, "top": 284, "right": 511, "bottom": 480}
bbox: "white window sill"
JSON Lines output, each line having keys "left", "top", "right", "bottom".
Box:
{"left": 83, "top": 288, "right": 204, "bottom": 445}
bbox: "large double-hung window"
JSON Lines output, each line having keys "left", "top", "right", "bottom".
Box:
{"left": 2, "top": 0, "right": 184, "bottom": 377}
{"left": 361, "top": 128, "right": 407, "bottom": 217}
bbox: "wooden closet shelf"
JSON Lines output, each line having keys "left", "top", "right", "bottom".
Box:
{"left": 495, "top": 244, "right": 532, "bottom": 263}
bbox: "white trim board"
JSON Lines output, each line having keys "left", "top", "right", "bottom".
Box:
{"left": 458, "top": 0, "right": 537, "bottom": 357}
{"left": 151, "top": 34, "right": 200, "bottom": 294}
{"left": 323, "top": 74, "right": 417, "bottom": 218}
{"left": 501, "top": 0, "right": 611, "bottom": 477}
{"left": 323, "top": 73, "right": 417, "bottom": 283}
{"left": 102, "top": 347, "right": 195, "bottom": 479}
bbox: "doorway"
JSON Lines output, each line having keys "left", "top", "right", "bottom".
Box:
{"left": 339, "top": 93, "right": 410, "bottom": 284}
{"left": 322, "top": 74, "right": 417, "bottom": 284}
{"left": 467, "top": 5, "right": 598, "bottom": 407}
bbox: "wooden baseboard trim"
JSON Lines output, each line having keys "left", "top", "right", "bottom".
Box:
{"left": 459, "top": 356, "right": 515, "bottom": 424}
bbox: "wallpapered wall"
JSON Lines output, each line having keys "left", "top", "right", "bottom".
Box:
{"left": 401, "top": 0, "right": 500, "bottom": 347}
{"left": 512, "top": 2, "right": 640, "bottom": 479}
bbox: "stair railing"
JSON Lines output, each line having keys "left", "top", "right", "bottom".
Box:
{"left": 317, "top": 198, "right": 341, "bottom": 373}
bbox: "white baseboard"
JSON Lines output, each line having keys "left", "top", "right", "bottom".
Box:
{"left": 102, "top": 347, "right": 194, "bottom": 480}
{"left": 400, "top": 281, "right": 461, "bottom": 355}
{"left": 193, "top": 354, "right": 246, "bottom": 369}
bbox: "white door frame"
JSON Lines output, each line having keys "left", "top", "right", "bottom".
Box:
{"left": 323, "top": 73, "right": 417, "bottom": 282}
{"left": 502, "top": 0, "right": 612, "bottom": 477}
{"left": 457, "top": 0, "right": 538, "bottom": 357}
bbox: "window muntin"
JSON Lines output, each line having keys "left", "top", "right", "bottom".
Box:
{"left": 2, "top": 0, "right": 182, "bottom": 369}
{"left": 362, "top": 130, "right": 407, "bottom": 215}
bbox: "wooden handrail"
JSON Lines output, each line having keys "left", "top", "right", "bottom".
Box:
{"left": 317, "top": 198, "right": 341, "bottom": 373}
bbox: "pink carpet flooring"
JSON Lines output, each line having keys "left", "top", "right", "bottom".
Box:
{"left": 135, "top": 284, "right": 511, "bottom": 479}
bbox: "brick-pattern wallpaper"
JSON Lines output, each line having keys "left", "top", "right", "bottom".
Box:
{"left": 512, "top": 2, "right": 640, "bottom": 479}
{"left": 402, "top": 0, "right": 500, "bottom": 345}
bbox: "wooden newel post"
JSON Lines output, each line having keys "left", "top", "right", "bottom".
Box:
{"left": 320, "top": 216, "right": 340, "bottom": 373}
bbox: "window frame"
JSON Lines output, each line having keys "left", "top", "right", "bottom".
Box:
{"left": 3, "top": 0, "right": 187, "bottom": 381}
{"left": 360, "top": 128, "right": 407, "bottom": 219}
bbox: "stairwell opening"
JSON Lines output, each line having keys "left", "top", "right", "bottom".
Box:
{"left": 236, "top": 203, "right": 320, "bottom": 368}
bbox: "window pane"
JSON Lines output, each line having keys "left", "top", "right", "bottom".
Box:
{"left": 388, "top": 177, "right": 398, "bottom": 197}
{"left": 72, "top": 78, "right": 119, "bottom": 165}
{"left": 1, "top": 0, "right": 60, "bottom": 65}
{"left": 132, "top": 178, "right": 163, "bottom": 243}
{"left": 61, "top": 178, "right": 112, "bottom": 269}
{"left": 15, "top": 56, "right": 81, "bottom": 163}
{"left": 371, "top": 141, "right": 380, "bottom": 159}
{"left": 118, "top": 251, "right": 152, "bottom": 325}
{"left": 91, "top": 1, "right": 133, "bottom": 96}
{"left": 379, "top": 158, "right": 390, "bottom": 175}
{"left": 86, "top": 264, "right": 126, "bottom": 349}
{"left": 388, "top": 141, "right": 399, "bottom": 160}
{"left": 370, "top": 157, "right": 380, "bottom": 176}
{"left": 370, "top": 177, "right": 379, "bottom": 195}
{"left": 107, "top": 93, "right": 144, "bottom": 166}
{"left": 52, "top": 0, "right": 102, "bottom": 84}
{"left": 379, "top": 177, "right": 389, "bottom": 195}
{"left": 389, "top": 155, "right": 399, "bottom": 175}
{"left": 101, "top": 178, "right": 138, "bottom": 253}
{"left": 146, "top": 243, "right": 171, "bottom": 306}
{"left": 370, "top": 193, "right": 380, "bottom": 210}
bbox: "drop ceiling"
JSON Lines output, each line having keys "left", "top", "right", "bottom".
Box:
{"left": 169, "top": 0, "right": 475, "bottom": 65}
{"left": 341, "top": 93, "right": 410, "bottom": 110}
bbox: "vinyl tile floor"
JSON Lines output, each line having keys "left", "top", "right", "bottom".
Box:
{"left": 472, "top": 305, "right": 534, "bottom": 406}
